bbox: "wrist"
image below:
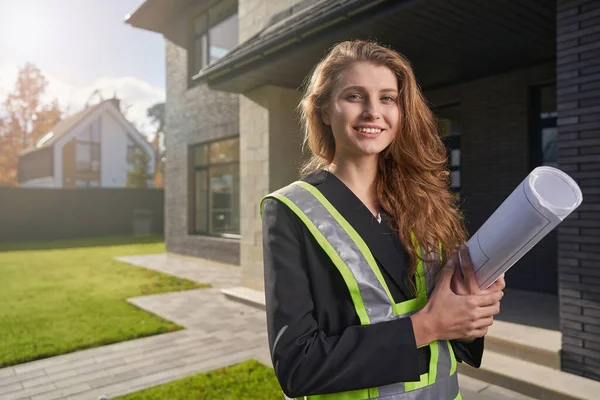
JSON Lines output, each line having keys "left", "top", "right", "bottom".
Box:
{"left": 410, "top": 308, "right": 435, "bottom": 347}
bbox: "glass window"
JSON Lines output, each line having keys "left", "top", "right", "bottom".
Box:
{"left": 531, "top": 85, "right": 557, "bottom": 168}
{"left": 76, "top": 142, "right": 91, "bottom": 171}
{"left": 194, "top": 170, "right": 209, "bottom": 233}
{"left": 542, "top": 127, "right": 557, "bottom": 168}
{"left": 190, "top": 0, "right": 238, "bottom": 79}
{"left": 76, "top": 142, "right": 101, "bottom": 172}
{"left": 208, "top": 13, "right": 238, "bottom": 64}
{"left": 210, "top": 164, "right": 240, "bottom": 235}
{"left": 435, "top": 104, "right": 462, "bottom": 200}
{"left": 209, "top": 137, "right": 239, "bottom": 164}
{"left": 191, "top": 137, "right": 240, "bottom": 236}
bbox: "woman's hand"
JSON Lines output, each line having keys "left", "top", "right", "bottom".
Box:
{"left": 449, "top": 244, "right": 506, "bottom": 342}
{"left": 410, "top": 251, "right": 503, "bottom": 347}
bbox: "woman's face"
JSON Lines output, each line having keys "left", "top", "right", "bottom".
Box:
{"left": 323, "top": 61, "right": 399, "bottom": 161}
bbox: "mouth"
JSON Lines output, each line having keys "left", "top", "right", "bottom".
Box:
{"left": 354, "top": 126, "right": 384, "bottom": 137}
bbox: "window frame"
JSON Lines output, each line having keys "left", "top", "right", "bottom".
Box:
{"left": 189, "top": 135, "right": 240, "bottom": 239}
{"left": 529, "top": 83, "right": 557, "bottom": 170}
{"left": 434, "top": 103, "right": 463, "bottom": 203}
{"left": 188, "top": 0, "right": 238, "bottom": 87}
{"left": 75, "top": 121, "right": 101, "bottom": 173}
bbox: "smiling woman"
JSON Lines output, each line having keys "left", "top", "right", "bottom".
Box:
{"left": 261, "top": 40, "right": 506, "bottom": 400}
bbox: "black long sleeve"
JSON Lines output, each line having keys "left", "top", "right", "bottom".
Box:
{"left": 262, "top": 198, "right": 422, "bottom": 398}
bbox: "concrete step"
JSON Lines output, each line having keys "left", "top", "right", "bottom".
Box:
{"left": 221, "top": 286, "right": 265, "bottom": 310}
{"left": 458, "top": 349, "right": 600, "bottom": 400}
{"left": 485, "top": 320, "right": 561, "bottom": 369}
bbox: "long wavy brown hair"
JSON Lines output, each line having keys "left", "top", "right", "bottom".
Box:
{"left": 298, "top": 40, "right": 467, "bottom": 289}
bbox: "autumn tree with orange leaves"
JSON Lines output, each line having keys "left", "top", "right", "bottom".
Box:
{"left": 0, "top": 63, "right": 62, "bottom": 186}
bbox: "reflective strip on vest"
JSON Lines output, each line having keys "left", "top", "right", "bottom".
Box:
{"left": 261, "top": 181, "right": 459, "bottom": 400}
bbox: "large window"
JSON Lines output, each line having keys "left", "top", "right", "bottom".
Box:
{"left": 190, "top": 137, "right": 240, "bottom": 237}
{"left": 435, "top": 104, "right": 462, "bottom": 203}
{"left": 189, "top": 0, "right": 238, "bottom": 83}
{"left": 530, "top": 84, "right": 557, "bottom": 169}
{"left": 75, "top": 121, "right": 101, "bottom": 173}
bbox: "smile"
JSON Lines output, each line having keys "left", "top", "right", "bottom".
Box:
{"left": 354, "top": 126, "right": 384, "bottom": 137}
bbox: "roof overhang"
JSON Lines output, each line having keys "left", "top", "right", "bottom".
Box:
{"left": 124, "top": 0, "right": 195, "bottom": 34}
{"left": 194, "top": 0, "right": 556, "bottom": 93}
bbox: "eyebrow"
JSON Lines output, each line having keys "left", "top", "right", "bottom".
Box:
{"left": 340, "top": 86, "right": 398, "bottom": 94}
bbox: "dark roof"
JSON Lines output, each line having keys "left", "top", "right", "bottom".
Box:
{"left": 192, "top": 0, "right": 394, "bottom": 83}
{"left": 20, "top": 100, "right": 110, "bottom": 156}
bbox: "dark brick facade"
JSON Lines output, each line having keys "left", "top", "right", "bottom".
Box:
{"left": 556, "top": 0, "right": 600, "bottom": 382}
{"left": 162, "top": 6, "right": 240, "bottom": 266}
{"left": 425, "top": 63, "right": 557, "bottom": 295}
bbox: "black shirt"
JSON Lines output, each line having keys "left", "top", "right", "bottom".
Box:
{"left": 262, "top": 169, "right": 484, "bottom": 398}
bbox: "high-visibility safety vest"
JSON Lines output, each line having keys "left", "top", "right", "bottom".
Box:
{"left": 261, "top": 180, "right": 461, "bottom": 400}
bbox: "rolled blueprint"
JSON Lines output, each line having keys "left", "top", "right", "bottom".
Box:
{"left": 463, "top": 166, "right": 583, "bottom": 289}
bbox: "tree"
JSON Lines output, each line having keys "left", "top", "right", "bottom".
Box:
{"left": 0, "top": 63, "right": 62, "bottom": 185}
{"left": 147, "top": 102, "right": 166, "bottom": 187}
{"left": 126, "top": 147, "right": 153, "bottom": 188}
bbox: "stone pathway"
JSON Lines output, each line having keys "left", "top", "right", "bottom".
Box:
{"left": 0, "top": 253, "right": 532, "bottom": 400}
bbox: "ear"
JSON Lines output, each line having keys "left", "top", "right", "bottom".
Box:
{"left": 321, "top": 109, "right": 331, "bottom": 125}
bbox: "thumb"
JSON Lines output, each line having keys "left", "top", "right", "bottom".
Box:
{"left": 437, "top": 258, "right": 456, "bottom": 287}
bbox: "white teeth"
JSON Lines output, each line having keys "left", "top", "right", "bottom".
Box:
{"left": 358, "top": 127, "right": 381, "bottom": 134}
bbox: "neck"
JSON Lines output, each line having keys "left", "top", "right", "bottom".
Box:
{"left": 327, "top": 156, "right": 379, "bottom": 209}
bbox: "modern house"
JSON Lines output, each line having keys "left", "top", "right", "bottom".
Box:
{"left": 125, "top": 0, "right": 600, "bottom": 387}
{"left": 18, "top": 98, "right": 156, "bottom": 188}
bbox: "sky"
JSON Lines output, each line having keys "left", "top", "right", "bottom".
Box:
{"left": 0, "top": 0, "right": 165, "bottom": 138}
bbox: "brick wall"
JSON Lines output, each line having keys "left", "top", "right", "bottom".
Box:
{"left": 425, "top": 63, "right": 557, "bottom": 294}
{"left": 556, "top": 0, "right": 600, "bottom": 382}
{"left": 162, "top": 7, "right": 241, "bottom": 265}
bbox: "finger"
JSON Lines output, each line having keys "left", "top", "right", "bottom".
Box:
{"left": 472, "top": 316, "right": 494, "bottom": 329}
{"left": 477, "top": 303, "right": 501, "bottom": 318}
{"left": 459, "top": 244, "right": 480, "bottom": 294}
{"left": 472, "top": 291, "right": 504, "bottom": 307}
{"left": 481, "top": 275, "right": 506, "bottom": 295}
{"left": 438, "top": 257, "right": 456, "bottom": 287}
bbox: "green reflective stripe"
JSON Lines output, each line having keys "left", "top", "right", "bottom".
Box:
{"left": 392, "top": 296, "right": 427, "bottom": 316}
{"left": 267, "top": 193, "right": 371, "bottom": 326}
{"left": 448, "top": 341, "right": 457, "bottom": 376}
{"left": 404, "top": 372, "right": 429, "bottom": 392}
{"left": 428, "top": 341, "right": 439, "bottom": 385}
{"left": 295, "top": 181, "right": 396, "bottom": 307}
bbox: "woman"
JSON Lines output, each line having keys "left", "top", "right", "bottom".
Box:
{"left": 260, "top": 40, "right": 505, "bottom": 400}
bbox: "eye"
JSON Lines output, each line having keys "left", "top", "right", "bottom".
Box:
{"left": 382, "top": 96, "right": 397, "bottom": 102}
{"left": 346, "top": 93, "right": 362, "bottom": 100}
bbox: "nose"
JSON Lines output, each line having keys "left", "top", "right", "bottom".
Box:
{"left": 361, "top": 98, "right": 381, "bottom": 120}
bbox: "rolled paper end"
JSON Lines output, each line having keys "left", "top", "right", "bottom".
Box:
{"left": 528, "top": 166, "right": 583, "bottom": 219}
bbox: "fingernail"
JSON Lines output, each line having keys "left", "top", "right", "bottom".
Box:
{"left": 447, "top": 259, "right": 455, "bottom": 267}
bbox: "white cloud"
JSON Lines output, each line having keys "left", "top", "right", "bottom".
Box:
{"left": 0, "top": 62, "right": 165, "bottom": 140}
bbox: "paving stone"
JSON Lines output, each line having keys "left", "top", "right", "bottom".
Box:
{"left": 0, "top": 381, "right": 23, "bottom": 396}
{"left": 29, "top": 383, "right": 91, "bottom": 400}
{"left": 0, "top": 369, "right": 46, "bottom": 387}
{"left": 0, "top": 368, "right": 15, "bottom": 379}
{"left": 53, "top": 369, "right": 109, "bottom": 389}
{"left": 21, "top": 370, "right": 78, "bottom": 389}
{"left": 1, "top": 383, "right": 56, "bottom": 400}
{"left": 88, "top": 369, "right": 142, "bottom": 389}
{"left": 73, "top": 358, "right": 124, "bottom": 375}
{"left": 43, "top": 359, "right": 95, "bottom": 375}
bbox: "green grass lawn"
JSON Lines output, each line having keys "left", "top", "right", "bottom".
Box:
{"left": 113, "top": 360, "right": 284, "bottom": 400}
{"left": 0, "top": 235, "right": 209, "bottom": 368}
